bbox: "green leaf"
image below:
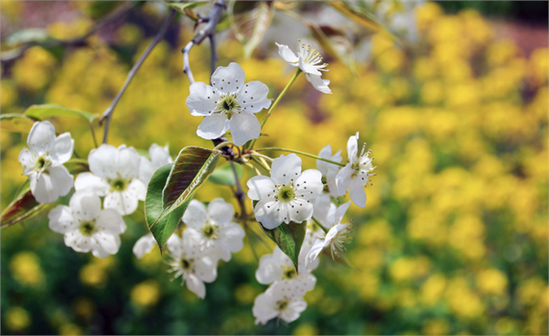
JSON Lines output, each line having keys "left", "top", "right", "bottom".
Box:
{"left": 1, "top": 188, "right": 51, "bottom": 229}
{"left": 0, "top": 113, "right": 37, "bottom": 132}
{"left": 147, "top": 146, "right": 221, "bottom": 251}
{"left": 307, "top": 23, "right": 357, "bottom": 76}
{"left": 263, "top": 221, "right": 307, "bottom": 272}
{"left": 229, "top": 1, "right": 275, "bottom": 59}
{"left": 253, "top": 201, "right": 307, "bottom": 271}
{"left": 145, "top": 164, "right": 187, "bottom": 251}
{"left": 25, "top": 104, "right": 98, "bottom": 123}
{"left": 208, "top": 163, "right": 243, "bottom": 186}
{"left": 330, "top": 1, "right": 395, "bottom": 37}
{"left": 5, "top": 28, "right": 56, "bottom": 47}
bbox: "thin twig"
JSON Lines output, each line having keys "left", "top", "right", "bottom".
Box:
{"left": 182, "top": 0, "right": 226, "bottom": 84}
{"left": 100, "top": 10, "right": 176, "bottom": 144}
{"left": 0, "top": 2, "right": 135, "bottom": 64}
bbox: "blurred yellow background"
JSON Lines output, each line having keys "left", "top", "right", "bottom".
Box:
{"left": 1, "top": 1, "right": 548, "bottom": 335}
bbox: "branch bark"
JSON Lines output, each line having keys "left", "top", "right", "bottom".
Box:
{"left": 100, "top": 10, "right": 176, "bottom": 144}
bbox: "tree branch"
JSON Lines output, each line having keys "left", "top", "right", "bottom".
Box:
{"left": 0, "top": 2, "right": 135, "bottom": 65}
{"left": 100, "top": 10, "right": 176, "bottom": 144}
{"left": 182, "top": 0, "right": 226, "bottom": 84}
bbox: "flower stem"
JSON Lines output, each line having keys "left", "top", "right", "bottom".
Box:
{"left": 245, "top": 68, "right": 302, "bottom": 150}
{"left": 254, "top": 147, "right": 346, "bottom": 167}
{"left": 312, "top": 216, "right": 329, "bottom": 233}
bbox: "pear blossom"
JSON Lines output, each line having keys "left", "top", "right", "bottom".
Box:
{"left": 253, "top": 280, "right": 308, "bottom": 325}
{"left": 307, "top": 202, "right": 352, "bottom": 265}
{"left": 139, "top": 144, "right": 173, "bottom": 184}
{"left": 256, "top": 246, "right": 317, "bottom": 285}
{"left": 316, "top": 145, "right": 343, "bottom": 197}
{"left": 336, "top": 132, "right": 375, "bottom": 208}
{"left": 48, "top": 191, "right": 126, "bottom": 258}
{"left": 75, "top": 144, "right": 146, "bottom": 216}
{"left": 166, "top": 231, "right": 218, "bottom": 299}
{"left": 186, "top": 62, "right": 271, "bottom": 146}
{"left": 132, "top": 233, "right": 156, "bottom": 259}
{"left": 182, "top": 198, "right": 245, "bottom": 262}
{"left": 276, "top": 41, "right": 331, "bottom": 94}
{"left": 247, "top": 154, "right": 323, "bottom": 229}
{"left": 18, "top": 121, "right": 74, "bottom": 203}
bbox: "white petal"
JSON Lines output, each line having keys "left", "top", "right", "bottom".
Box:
{"left": 312, "top": 194, "right": 332, "bottom": 225}
{"left": 306, "top": 238, "right": 326, "bottom": 267}
{"left": 280, "top": 298, "right": 307, "bottom": 323}
{"left": 48, "top": 205, "right": 76, "bottom": 234}
{"left": 116, "top": 146, "right": 141, "bottom": 179}
{"left": 48, "top": 165, "right": 73, "bottom": 197}
{"left": 305, "top": 74, "right": 331, "bottom": 94}
{"left": 186, "top": 82, "right": 220, "bottom": 116}
{"left": 133, "top": 234, "right": 156, "bottom": 259}
{"left": 18, "top": 148, "right": 35, "bottom": 174}
{"left": 27, "top": 121, "right": 55, "bottom": 154}
{"left": 229, "top": 113, "right": 261, "bottom": 146}
{"left": 349, "top": 180, "right": 366, "bottom": 208}
{"left": 218, "top": 222, "right": 245, "bottom": 253}
{"left": 185, "top": 273, "right": 206, "bottom": 299}
{"left": 256, "top": 250, "right": 285, "bottom": 285}
{"left": 276, "top": 42, "right": 299, "bottom": 64}
{"left": 197, "top": 115, "right": 229, "bottom": 140}
{"left": 97, "top": 208, "right": 126, "bottom": 234}
{"left": 347, "top": 132, "right": 359, "bottom": 163}
{"left": 271, "top": 153, "right": 302, "bottom": 186}
{"left": 92, "top": 232, "right": 121, "bottom": 257}
{"left": 88, "top": 144, "right": 118, "bottom": 179}
{"left": 69, "top": 192, "right": 102, "bottom": 221}
{"left": 31, "top": 171, "right": 57, "bottom": 203}
{"left": 253, "top": 292, "right": 279, "bottom": 325}
{"left": 335, "top": 164, "right": 353, "bottom": 195}
{"left": 104, "top": 191, "right": 137, "bottom": 216}
{"left": 294, "top": 169, "right": 323, "bottom": 201}
{"left": 74, "top": 172, "right": 109, "bottom": 196}
{"left": 182, "top": 200, "right": 208, "bottom": 229}
{"left": 149, "top": 144, "right": 172, "bottom": 166}
{"left": 211, "top": 62, "right": 245, "bottom": 94}
{"left": 287, "top": 199, "right": 313, "bottom": 223}
{"left": 254, "top": 199, "right": 284, "bottom": 229}
{"left": 138, "top": 157, "right": 154, "bottom": 185}
{"left": 64, "top": 232, "right": 92, "bottom": 253}
{"left": 194, "top": 257, "right": 217, "bottom": 282}
{"left": 166, "top": 234, "right": 184, "bottom": 258}
{"left": 51, "top": 132, "right": 73, "bottom": 164}
{"left": 299, "top": 58, "right": 322, "bottom": 76}
{"left": 127, "top": 178, "right": 146, "bottom": 201}
{"left": 246, "top": 175, "right": 276, "bottom": 201}
{"left": 326, "top": 170, "right": 342, "bottom": 197}
{"left": 237, "top": 81, "right": 271, "bottom": 114}
{"left": 317, "top": 145, "right": 341, "bottom": 176}
{"left": 333, "top": 201, "right": 351, "bottom": 226}
{"left": 207, "top": 198, "right": 234, "bottom": 225}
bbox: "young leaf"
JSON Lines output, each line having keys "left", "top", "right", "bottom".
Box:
{"left": 0, "top": 113, "right": 37, "bottom": 132}
{"left": 148, "top": 147, "right": 221, "bottom": 250}
{"left": 1, "top": 190, "right": 51, "bottom": 229}
{"left": 25, "top": 104, "right": 98, "bottom": 123}
{"left": 330, "top": 1, "right": 393, "bottom": 37}
{"left": 208, "top": 163, "right": 243, "bottom": 186}
{"left": 229, "top": 1, "right": 275, "bottom": 59}
{"left": 262, "top": 221, "right": 307, "bottom": 272}
{"left": 145, "top": 164, "right": 187, "bottom": 251}
{"left": 307, "top": 23, "right": 357, "bottom": 76}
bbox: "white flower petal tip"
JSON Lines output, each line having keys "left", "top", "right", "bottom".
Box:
{"left": 185, "top": 62, "right": 271, "bottom": 145}
{"left": 247, "top": 154, "right": 323, "bottom": 230}
{"left": 19, "top": 121, "right": 75, "bottom": 204}
{"left": 253, "top": 280, "right": 309, "bottom": 325}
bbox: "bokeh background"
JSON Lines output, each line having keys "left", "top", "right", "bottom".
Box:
{"left": 1, "top": 1, "right": 548, "bottom": 335}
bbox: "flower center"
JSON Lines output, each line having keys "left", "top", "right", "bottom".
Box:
{"left": 35, "top": 155, "right": 51, "bottom": 172}
{"left": 217, "top": 94, "right": 240, "bottom": 119}
{"left": 277, "top": 185, "right": 295, "bottom": 202}
{"left": 181, "top": 258, "right": 193, "bottom": 271}
{"left": 108, "top": 178, "right": 130, "bottom": 192}
{"left": 298, "top": 41, "right": 327, "bottom": 68}
{"left": 281, "top": 265, "right": 297, "bottom": 280}
{"left": 79, "top": 220, "right": 97, "bottom": 236}
{"left": 202, "top": 223, "right": 220, "bottom": 240}
{"left": 276, "top": 299, "right": 289, "bottom": 311}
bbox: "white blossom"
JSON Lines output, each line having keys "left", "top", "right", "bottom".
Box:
{"left": 132, "top": 233, "right": 156, "bottom": 259}
{"left": 139, "top": 144, "right": 173, "bottom": 185}
{"left": 256, "top": 246, "right": 317, "bottom": 285}
{"left": 316, "top": 145, "right": 343, "bottom": 197}
{"left": 166, "top": 231, "right": 218, "bottom": 299}
{"left": 75, "top": 144, "right": 146, "bottom": 216}
{"left": 18, "top": 121, "right": 74, "bottom": 203}
{"left": 48, "top": 191, "right": 126, "bottom": 258}
{"left": 247, "top": 154, "right": 323, "bottom": 229}
{"left": 253, "top": 280, "right": 308, "bottom": 325}
{"left": 276, "top": 41, "right": 331, "bottom": 94}
{"left": 182, "top": 198, "right": 245, "bottom": 262}
{"left": 186, "top": 62, "right": 271, "bottom": 146}
{"left": 307, "top": 202, "right": 352, "bottom": 265}
{"left": 335, "top": 132, "right": 375, "bottom": 208}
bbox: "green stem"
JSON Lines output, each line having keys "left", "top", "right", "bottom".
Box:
{"left": 312, "top": 216, "right": 329, "bottom": 233}
{"left": 255, "top": 147, "right": 346, "bottom": 167}
{"left": 245, "top": 68, "right": 302, "bottom": 150}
